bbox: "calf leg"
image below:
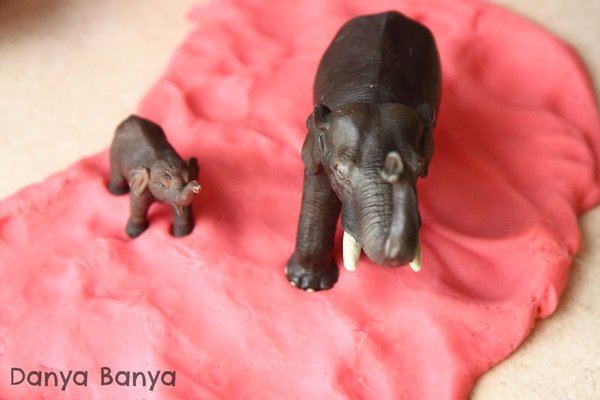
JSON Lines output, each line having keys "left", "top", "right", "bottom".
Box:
{"left": 126, "top": 191, "right": 153, "bottom": 237}
{"left": 171, "top": 205, "right": 194, "bottom": 237}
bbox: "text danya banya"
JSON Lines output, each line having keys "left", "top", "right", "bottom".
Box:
{"left": 10, "top": 367, "right": 175, "bottom": 391}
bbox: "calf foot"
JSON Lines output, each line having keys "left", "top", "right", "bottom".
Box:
{"left": 108, "top": 181, "right": 129, "bottom": 195}
{"left": 126, "top": 219, "right": 149, "bottom": 238}
{"left": 171, "top": 222, "right": 194, "bottom": 237}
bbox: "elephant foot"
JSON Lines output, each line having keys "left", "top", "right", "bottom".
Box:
{"left": 108, "top": 181, "right": 129, "bottom": 195}
{"left": 285, "top": 255, "right": 339, "bottom": 291}
{"left": 126, "top": 219, "right": 149, "bottom": 238}
{"left": 171, "top": 222, "right": 194, "bottom": 237}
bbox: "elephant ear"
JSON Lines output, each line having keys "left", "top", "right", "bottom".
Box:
{"left": 185, "top": 157, "right": 200, "bottom": 181}
{"left": 302, "top": 104, "right": 332, "bottom": 175}
{"left": 128, "top": 167, "right": 150, "bottom": 196}
{"left": 415, "top": 103, "right": 436, "bottom": 177}
{"left": 400, "top": 145, "right": 425, "bottom": 177}
{"left": 416, "top": 103, "right": 436, "bottom": 127}
{"left": 312, "top": 103, "right": 332, "bottom": 131}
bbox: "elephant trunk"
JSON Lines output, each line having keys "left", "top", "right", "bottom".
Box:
{"left": 379, "top": 151, "right": 421, "bottom": 270}
{"left": 342, "top": 171, "right": 392, "bottom": 270}
{"left": 175, "top": 180, "right": 202, "bottom": 207}
{"left": 382, "top": 178, "right": 421, "bottom": 270}
{"left": 346, "top": 153, "right": 421, "bottom": 271}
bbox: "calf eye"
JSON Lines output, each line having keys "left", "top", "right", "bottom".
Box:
{"left": 159, "top": 175, "right": 174, "bottom": 188}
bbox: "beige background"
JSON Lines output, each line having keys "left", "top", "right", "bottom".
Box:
{"left": 1, "top": 1, "right": 598, "bottom": 398}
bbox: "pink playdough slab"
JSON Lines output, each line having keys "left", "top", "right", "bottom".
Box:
{"left": 1, "top": 0, "right": 599, "bottom": 398}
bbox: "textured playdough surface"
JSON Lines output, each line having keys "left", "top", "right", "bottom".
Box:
{"left": 1, "top": 0, "right": 599, "bottom": 398}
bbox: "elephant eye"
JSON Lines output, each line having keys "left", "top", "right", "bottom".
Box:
{"left": 334, "top": 165, "right": 343, "bottom": 177}
{"left": 332, "top": 162, "right": 351, "bottom": 185}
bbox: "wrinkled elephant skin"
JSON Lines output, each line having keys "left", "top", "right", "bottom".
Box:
{"left": 287, "top": 12, "right": 441, "bottom": 290}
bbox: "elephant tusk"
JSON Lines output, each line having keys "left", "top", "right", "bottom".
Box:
{"left": 176, "top": 206, "right": 184, "bottom": 216}
{"left": 409, "top": 239, "right": 422, "bottom": 272}
{"left": 343, "top": 231, "right": 361, "bottom": 272}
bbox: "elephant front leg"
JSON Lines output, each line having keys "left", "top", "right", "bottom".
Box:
{"left": 286, "top": 171, "right": 341, "bottom": 291}
{"left": 126, "top": 192, "right": 153, "bottom": 238}
{"left": 171, "top": 205, "right": 194, "bottom": 237}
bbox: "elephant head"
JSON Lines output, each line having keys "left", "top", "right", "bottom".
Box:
{"left": 302, "top": 102, "right": 435, "bottom": 271}
{"left": 128, "top": 157, "right": 201, "bottom": 215}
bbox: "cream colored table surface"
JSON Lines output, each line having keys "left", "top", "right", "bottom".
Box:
{"left": 1, "top": 1, "right": 598, "bottom": 399}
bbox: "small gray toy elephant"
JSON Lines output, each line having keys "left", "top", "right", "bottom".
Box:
{"left": 108, "top": 115, "right": 201, "bottom": 238}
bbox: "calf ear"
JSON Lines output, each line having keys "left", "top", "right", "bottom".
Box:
{"left": 185, "top": 157, "right": 200, "bottom": 181}
{"left": 416, "top": 103, "right": 436, "bottom": 127}
{"left": 128, "top": 167, "right": 150, "bottom": 196}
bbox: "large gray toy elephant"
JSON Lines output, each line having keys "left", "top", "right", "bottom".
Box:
{"left": 286, "top": 11, "right": 441, "bottom": 290}
{"left": 108, "top": 115, "right": 201, "bottom": 238}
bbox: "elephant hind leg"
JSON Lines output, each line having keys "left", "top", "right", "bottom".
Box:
{"left": 108, "top": 178, "right": 129, "bottom": 195}
{"left": 108, "top": 163, "right": 129, "bottom": 195}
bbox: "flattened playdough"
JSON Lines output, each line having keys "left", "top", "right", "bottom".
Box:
{"left": 1, "top": 0, "right": 599, "bottom": 398}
